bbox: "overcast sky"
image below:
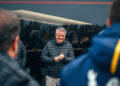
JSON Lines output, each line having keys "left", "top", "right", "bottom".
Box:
{"left": 0, "top": 0, "right": 112, "bottom": 25}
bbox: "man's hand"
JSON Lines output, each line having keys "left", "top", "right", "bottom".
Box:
{"left": 54, "top": 53, "right": 64, "bottom": 62}
{"left": 58, "top": 53, "right": 64, "bottom": 60}
{"left": 54, "top": 57, "right": 60, "bottom": 62}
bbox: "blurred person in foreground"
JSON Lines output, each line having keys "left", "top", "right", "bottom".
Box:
{"left": 41, "top": 27, "right": 74, "bottom": 86}
{"left": 60, "top": 0, "right": 120, "bottom": 86}
{"left": 0, "top": 9, "right": 40, "bottom": 86}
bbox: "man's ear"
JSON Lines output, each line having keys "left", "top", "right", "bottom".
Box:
{"left": 11, "top": 36, "right": 19, "bottom": 58}
{"left": 7, "top": 36, "right": 19, "bottom": 59}
{"left": 107, "top": 18, "right": 111, "bottom": 27}
{"left": 12, "top": 36, "right": 19, "bottom": 50}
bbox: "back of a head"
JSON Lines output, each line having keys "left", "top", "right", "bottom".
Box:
{"left": 30, "top": 30, "right": 41, "bottom": 41}
{"left": 109, "top": 0, "right": 120, "bottom": 24}
{"left": 0, "top": 9, "right": 20, "bottom": 52}
{"left": 29, "top": 30, "right": 43, "bottom": 48}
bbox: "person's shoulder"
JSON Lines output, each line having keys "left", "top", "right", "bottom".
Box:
{"left": 3, "top": 60, "right": 39, "bottom": 86}
{"left": 0, "top": 55, "right": 26, "bottom": 79}
{"left": 62, "top": 53, "right": 89, "bottom": 76}
{"left": 46, "top": 39, "right": 54, "bottom": 44}
{"left": 44, "top": 40, "right": 53, "bottom": 47}
{"left": 0, "top": 58, "right": 25, "bottom": 81}
{"left": 3, "top": 58, "right": 27, "bottom": 77}
{"left": 64, "top": 40, "right": 72, "bottom": 45}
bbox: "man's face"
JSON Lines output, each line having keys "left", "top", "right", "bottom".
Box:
{"left": 55, "top": 30, "right": 66, "bottom": 44}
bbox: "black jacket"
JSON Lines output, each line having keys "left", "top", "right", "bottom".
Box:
{"left": 16, "top": 40, "right": 27, "bottom": 69}
{"left": 0, "top": 51, "right": 40, "bottom": 86}
{"left": 41, "top": 39, "right": 74, "bottom": 78}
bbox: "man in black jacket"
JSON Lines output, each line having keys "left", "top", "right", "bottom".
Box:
{"left": 0, "top": 9, "right": 40, "bottom": 86}
{"left": 41, "top": 27, "right": 74, "bottom": 86}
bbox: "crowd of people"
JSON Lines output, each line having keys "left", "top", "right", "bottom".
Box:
{"left": 0, "top": 0, "right": 120, "bottom": 86}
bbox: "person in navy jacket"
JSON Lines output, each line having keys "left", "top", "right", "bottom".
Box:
{"left": 60, "top": 0, "right": 120, "bottom": 86}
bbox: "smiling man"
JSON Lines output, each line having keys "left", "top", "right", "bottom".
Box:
{"left": 41, "top": 27, "right": 75, "bottom": 86}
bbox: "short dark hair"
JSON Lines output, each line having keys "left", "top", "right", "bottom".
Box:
{"left": 109, "top": 0, "right": 120, "bottom": 24}
{"left": 0, "top": 9, "right": 20, "bottom": 52}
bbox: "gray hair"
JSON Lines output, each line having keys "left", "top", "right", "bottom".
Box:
{"left": 56, "top": 27, "right": 67, "bottom": 35}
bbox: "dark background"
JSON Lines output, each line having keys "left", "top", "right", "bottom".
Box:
{"left": 0, "top": 0, "right": 112, "bottom": 25}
